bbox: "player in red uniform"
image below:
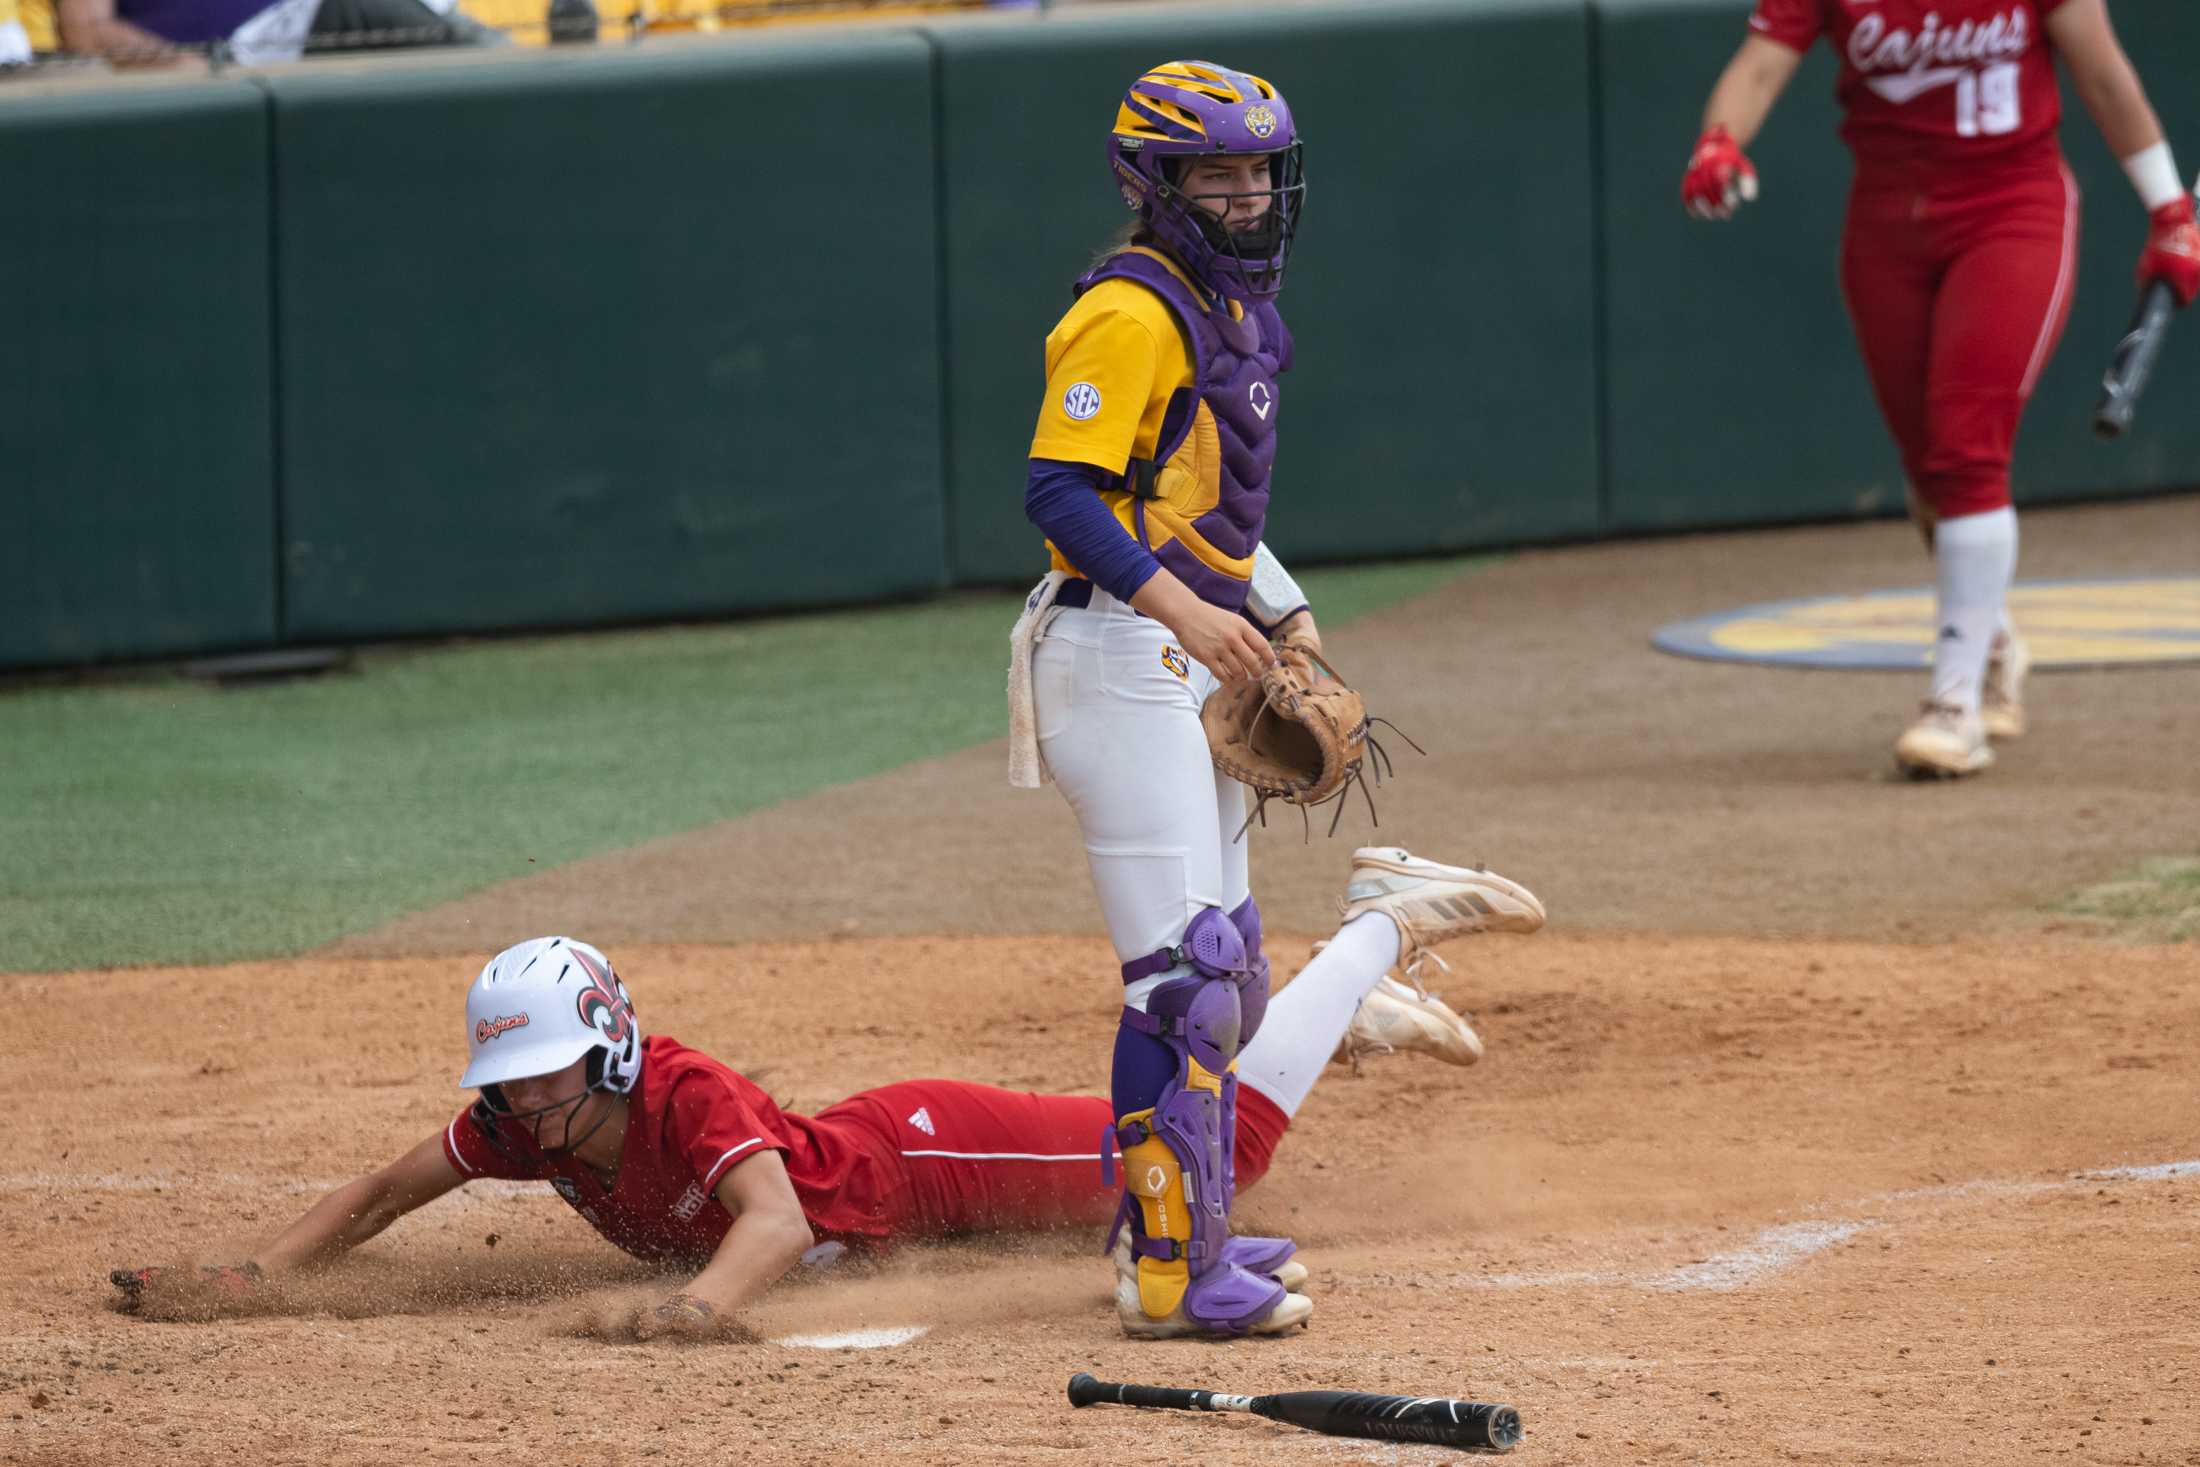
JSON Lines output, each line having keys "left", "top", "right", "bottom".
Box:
{"left": 109, "top": 934, "right": 1495, "bottom": 1339}
{"left": 1681, "top": 0, "right": 2199, "bottom": 777}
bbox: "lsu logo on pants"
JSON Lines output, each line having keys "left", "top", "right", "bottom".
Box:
{"left": 1161, "top": 646, "right": 1191, "bottom": 680}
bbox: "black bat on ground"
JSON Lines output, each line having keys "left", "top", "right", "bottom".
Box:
{"left": 1067, "top": 1371, "right": 1524, "bottom": 1452}
{"left": 2093, "top": 279, "right": 2179, "bottom": 439}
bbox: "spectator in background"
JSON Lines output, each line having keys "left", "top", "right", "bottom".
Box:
{"left": 1, "top": 0, "right": 32, "bottom": 63}
{"left": 57, "top": 0, "right": 497, "bottom": 65}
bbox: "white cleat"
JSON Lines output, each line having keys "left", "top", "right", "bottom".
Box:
{"left": 1334, "top": 974, "right": 1484, "bottom": 1069}
{"left": 1894, "top": 700, "right": 1993, "bottom": 779}
{"left": 1981, "top": 631, "right": 2029, "bottom": 742}
{"left": 1110, "top": 1237, "right": 1312, "bottom": 1339}
{"left": 1340, "top": 847, "right": 1546, "bottom": 985}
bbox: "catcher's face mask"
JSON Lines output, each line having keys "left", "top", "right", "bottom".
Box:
{"left": 1107, "top": 60, "right": 1305, "bottom": 302}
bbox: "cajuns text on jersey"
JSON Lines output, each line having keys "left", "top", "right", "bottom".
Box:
{"left": 1750, "top": 0, "right": 2072, "bottom": 173}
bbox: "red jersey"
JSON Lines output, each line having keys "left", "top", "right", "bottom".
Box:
{"left": 442, "top": 1035, "right": 905, "bottom": 1263}
{"left": 1749, "top": 0, "right": 2071, "bottom": 177}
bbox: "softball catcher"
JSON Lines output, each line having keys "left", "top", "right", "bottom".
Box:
{"left": 1006, "top": 62, "right": 1546, "bottom": 1340}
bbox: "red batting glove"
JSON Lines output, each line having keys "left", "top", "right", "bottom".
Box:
{"left": 1682, "top": 125, "right": 1759, "bottom": 221}
{"left": 2139, "top": 196, "right": 2200, "bottom": 308}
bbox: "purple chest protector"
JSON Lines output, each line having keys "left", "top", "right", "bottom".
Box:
{"left": 1072, "top": 249, "right": 1292, "bottom": 612}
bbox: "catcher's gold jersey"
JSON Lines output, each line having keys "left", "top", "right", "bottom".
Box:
{"left": 1029, "top": 275, "right": 1194, "bottom": 476}
{"left": 1030, "top": 250, "right": 1261, "bottom": 591}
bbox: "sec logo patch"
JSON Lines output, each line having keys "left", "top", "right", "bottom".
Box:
{"left": 1062, "top": 382, "right": 1103, "bottom": 421}
{"left": 1161, "top": 646, "right": 1190, "bottom": 680}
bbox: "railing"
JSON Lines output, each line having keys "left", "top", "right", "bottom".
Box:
{"left": 0, "top": 0, "right": 1043, "bottom": 75}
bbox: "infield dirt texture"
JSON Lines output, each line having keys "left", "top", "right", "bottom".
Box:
{"left": 8, "top": 495, "right": 2198, "bottom": 1466}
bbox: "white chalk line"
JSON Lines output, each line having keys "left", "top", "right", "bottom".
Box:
{"left": 1465, "top": 1220, "right": 1880, "bottom": 1293}
{"left": 1423, "top": 1157, "right": 2200, "bottom": 1294}
{"left": 771, "top": 1325, "right": 930, "bottom": 1351}
{"left": 14, "top": 1158, "right": 2195, "bottom": 1300}
{"left": 0, "top": 1172, "right": 551, "bottom": 1201}
{"left": 1647, "top": 1219, "right": 1877, "bottom": 1292}
{"left": 31, "top": 1161, "right": 2182, "bottom": 1200}
{"left": 2083, "top": 1160, "right": 2200, "bottom": 1182}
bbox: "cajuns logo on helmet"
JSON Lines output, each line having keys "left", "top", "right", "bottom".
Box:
{"left": 570, "top": 947, "right": 635, "bottom": 1046}
{"left": 1242, "top": 103, "right": 1278, "bottom": 140}
{"left": 475, "top": 1012, "right": 530, "bottom": 1044}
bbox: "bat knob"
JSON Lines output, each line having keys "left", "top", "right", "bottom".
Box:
{"left": 1066, "top": 1373, "right": 1103, "bottom": 1408}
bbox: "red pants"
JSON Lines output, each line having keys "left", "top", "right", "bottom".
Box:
{"left": 1839, "top": 163, "right": 2079, "bottom": 519}
{"left": 811, "top": 1079, "right": 1288, "bottom": 1242}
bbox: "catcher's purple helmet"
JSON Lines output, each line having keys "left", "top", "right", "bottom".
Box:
{"left": 1108, "top": 60, "right": 1306, "bottom": 303}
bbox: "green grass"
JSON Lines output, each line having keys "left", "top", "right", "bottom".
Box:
{"left": 0, "top": 555, "right": 1488, "bottom": 972}
{"left": 2053, "top": 858, "right": 2200, "bottom": 943}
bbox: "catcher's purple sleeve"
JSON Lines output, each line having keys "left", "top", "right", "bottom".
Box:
{"left": 1024, "top": 458, "right": 1161, "bottom": 604}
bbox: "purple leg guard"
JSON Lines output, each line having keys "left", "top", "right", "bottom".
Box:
{"left": 1221, "top": 896, "right": 1274, "bottom": 1212}
{"left": 1106, "top": 907, "right": 1294, "bottom": 1332}
{"left": 1109, "top": 1019, "right": 1178, "bottom": 1120}
{"left": 1221, "top": 1234, "right": 1297, "bottom": 1276}
{"left": 1229, "top": 896, "right": 1273, "bottom": 1044}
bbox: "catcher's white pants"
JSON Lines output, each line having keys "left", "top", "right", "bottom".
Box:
{"left": 1033, "top": 588, "right": 1248, "bottom": 1005}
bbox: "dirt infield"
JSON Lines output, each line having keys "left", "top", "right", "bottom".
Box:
{"left": 9, "top": 933, "right": 2198, "bottom": 1465}
{"left": 10, "top": 498, "right": 2198, "bottom": 1465}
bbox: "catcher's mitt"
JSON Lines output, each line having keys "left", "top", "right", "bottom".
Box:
{"left": 1200, "top": 639, "right": 1416, "bottom": 837}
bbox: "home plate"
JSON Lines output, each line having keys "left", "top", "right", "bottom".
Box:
{"left": 773, "top": 1325, "right": 931, "bottom": 1350}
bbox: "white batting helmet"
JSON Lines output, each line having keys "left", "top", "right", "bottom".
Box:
{"left": 460, "top": 936, "right": 643, "bottom": 1094}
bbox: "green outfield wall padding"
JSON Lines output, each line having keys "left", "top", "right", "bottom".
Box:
{"left": 2018, "top": 4, "right": 2200, "bottom": 502}
{"left": 1597, "top": 0, "right": 1900, "bottom": 532}
{"left": 266, "top": 38, "right": 948, "bottom": 642}
{"left": 0, "top": 83, "right": 277, "bottom": 670}
{"left": 929, "top": 0, "right": 1601, "bottom": 588}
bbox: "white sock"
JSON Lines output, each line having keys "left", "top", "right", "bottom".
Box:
{"left": 1928, "top": 506, "right": 2017, "bottom": 713}
{"left": 1238, "top": 912, "right": 1399, "bottom": 1119}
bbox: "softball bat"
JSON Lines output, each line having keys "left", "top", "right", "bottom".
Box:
{"left": 2094, "top": 278, "right": 2178, "bottom": 439}
{"left": 1066, "top": 1371, "right": 1523, "bottom": 1452}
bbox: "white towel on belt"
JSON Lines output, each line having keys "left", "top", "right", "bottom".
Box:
{"left": 1006, "top": 571, "right": 1070, "bottom": 789}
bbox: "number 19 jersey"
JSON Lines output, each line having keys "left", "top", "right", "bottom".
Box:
{"left": 1750, "top": 0, "right": 2072, "bottom": 179}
